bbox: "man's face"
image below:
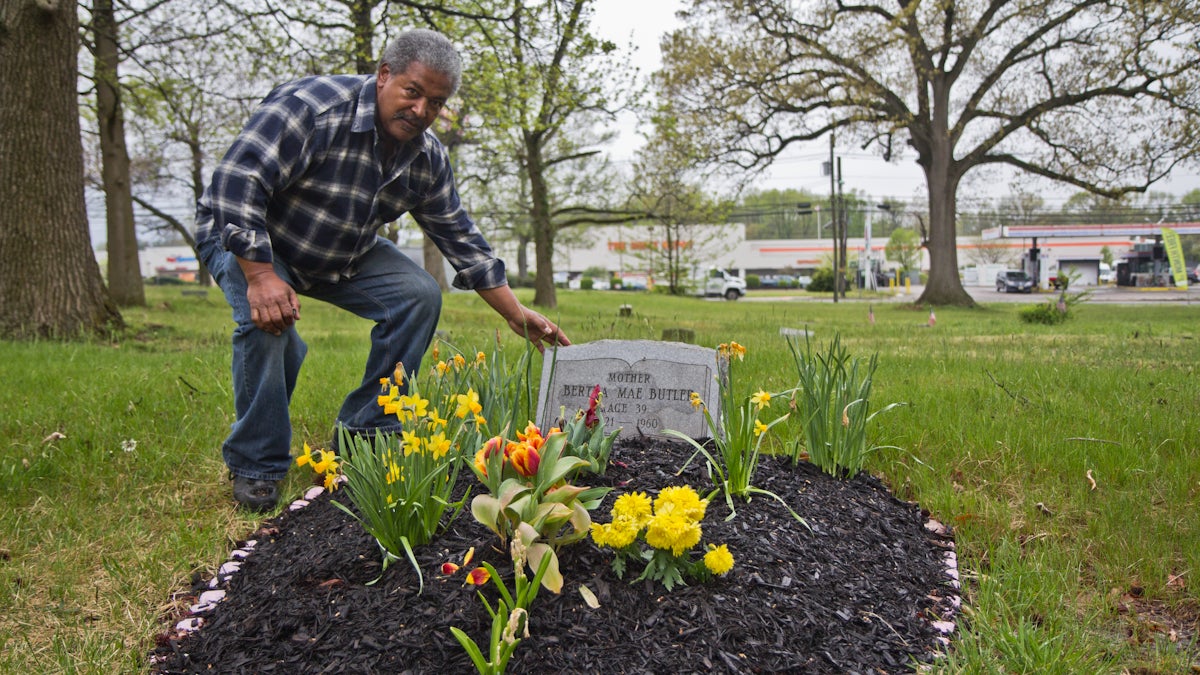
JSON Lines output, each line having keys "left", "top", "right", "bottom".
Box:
{"left": 375, "top": 61, "right": 452, "bottom": 143}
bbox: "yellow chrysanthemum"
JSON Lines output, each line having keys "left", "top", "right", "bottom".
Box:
{"left": 754, "top": 419, "right": 768, "bottom": 437}
{"left": 703, "top": 544, "right": 734, "bottom": 575}
{"left": 654, "top": 485, "right": 708, "bottom": 522}
{"left": 751, "top": 390, "right": 771, "bottom": 410}
{"left": 644, "top": 511, "right": 702, "bottom": 557}
{"left": 612, "top": 491, "right": 653, "bottom": 529}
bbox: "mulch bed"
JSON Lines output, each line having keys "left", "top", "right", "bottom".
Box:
{"left": 151, "top": 437, "right": 958, "bottom": 674}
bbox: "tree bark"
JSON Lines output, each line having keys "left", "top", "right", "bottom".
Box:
{"left": 526, "top": 132, "right": 557, "bottom": 308}
{"left": 915, "top": 81, "right": 974, "bottom": 307}
{"left": 0, "top": 0, "right": 123, "bottom": 338}
{"left": 423, "top": 234, "right": 448, "bottom": 291}
{"left": 94, "top": 0, "right": 144, "bottom": 306}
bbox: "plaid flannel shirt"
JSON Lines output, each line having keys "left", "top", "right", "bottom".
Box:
{"left": 195, "top": 74, "right": 505, "bottom": 291}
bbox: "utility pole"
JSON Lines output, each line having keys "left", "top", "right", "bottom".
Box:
{"left": 828, "top": 134, "right": 838, "bottom": 303}
{"left": 837, "top": 157, "right": 847, "bottom": 299}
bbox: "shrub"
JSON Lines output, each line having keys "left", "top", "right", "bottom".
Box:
{"left": 580, "top": 277, "right": 594, "bottom": 290}
{"left": 806, "top": 268, "right": 836, "bottom": 292}
{"left": 745, "top": 273, "right": 760, "bottom": 289}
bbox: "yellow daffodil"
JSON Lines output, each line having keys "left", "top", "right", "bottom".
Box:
{"left": 425, "top": 432, "right": 451, "bottom": 460}
{"left": 454, "top": 390, "right": 482, "bottom": 419}
{"left": 475, "top": 351, "right": 486, "bottom": 365}
{"left": 312, "top": 451, "right": 337, "bottom": 475}
{"left": 689, "top": 392, "right": 703, "bottom": 409}
{"left": 751, "top": 390, "right": 771, "bottom": 410}
{"left": 473, "top": 413, "right": 487, "bottom": 431}
{"left": 754, "top": 419, "right": 768, "bottom": 437}
{"left": 435, "top": 360, "right": 450, "bottom": 376}
{"left": 392, "top": 362, "right": 405, "bottom": 386}
{"left": 401, "top": 430, "right": 421, "bottom": 456}
{"left": 452, "top": 353, "right": 466, "bottom": 370}
{"left": 296, "top": 442, "right": 315, "bottom": 468}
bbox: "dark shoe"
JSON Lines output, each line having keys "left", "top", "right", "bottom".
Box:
{"left": 231, "top": 475, "right": 279, "bottom": 512}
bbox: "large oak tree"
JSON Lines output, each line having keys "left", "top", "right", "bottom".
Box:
{"left": 0, "top": 0, "right": 123, "bottom": 338}
{"left": 661, "top": 0, "right": 1200, "bottom": 305}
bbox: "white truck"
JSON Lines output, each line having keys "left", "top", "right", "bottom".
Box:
{"left": 692, "top": 267, "right": 747, "bottom": 300}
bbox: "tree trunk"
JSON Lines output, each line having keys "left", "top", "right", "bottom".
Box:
{"left": 526, "top": 133, "right": 557, "bottom": 308}
{"left": 94, "top": 0, "right": 144, "bottom": 306}
{"left": 0, "top": 0, "right": 123, "bottom": 338}
{"left": 916, "top": 164, "right": 975, "bottom": 306}
{"left": 423, "top": 234, "right": 449, "bottom": 291}
{"left": 515, "top": 233, "right": 530, "bottom": 282}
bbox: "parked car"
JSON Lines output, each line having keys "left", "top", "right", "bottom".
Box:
{"left": 996, "top": 270, "right": 1034, "bottom": 293}
{"left": 1099, "top": 263, "right": 1115, "bottom": 284}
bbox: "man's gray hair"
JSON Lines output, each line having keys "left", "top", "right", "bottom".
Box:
{"left": 380, "top": 29, "right": 462, "bottom": 95}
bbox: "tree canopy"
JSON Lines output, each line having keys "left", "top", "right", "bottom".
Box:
{"left": 660, "top": 0, "right": 1200, "bottom": 305}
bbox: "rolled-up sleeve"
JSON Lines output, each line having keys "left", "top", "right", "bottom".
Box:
{"left": 411, "top": 157, "right": 508, "bottom": 291}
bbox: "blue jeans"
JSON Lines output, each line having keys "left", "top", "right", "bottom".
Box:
{"left": 199, "top": 236, "right": 442, "bottom": 480}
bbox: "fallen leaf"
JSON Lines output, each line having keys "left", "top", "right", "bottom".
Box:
{"left": 578, "top": 583, "right": 600, "bottom": 609}
{"left": 1086, "top": 469, "right": 1097, "bottom": 491}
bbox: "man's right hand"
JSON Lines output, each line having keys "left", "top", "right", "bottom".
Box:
{"left": 236, "top": 258, "right": 299, "bottom": 336}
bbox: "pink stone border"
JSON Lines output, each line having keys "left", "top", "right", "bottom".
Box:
{"left": 923, "top": 517, "right": 962, "bottom": 660}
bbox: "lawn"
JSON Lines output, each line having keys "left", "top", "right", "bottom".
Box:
{"left": 1, "top": 286, "right": 1197, "bottom": 673}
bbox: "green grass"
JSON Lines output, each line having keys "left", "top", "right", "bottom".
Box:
{"left": 1, "top": 287, "right": 1197, "bottom": 673}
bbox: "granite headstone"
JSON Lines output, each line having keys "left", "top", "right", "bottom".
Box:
{"left": 536, "top": 340, "right": 720, "bottom": 440}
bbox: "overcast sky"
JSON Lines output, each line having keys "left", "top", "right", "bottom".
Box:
{"left": 589, "top": 0, "right": 1200, "bottom": 207}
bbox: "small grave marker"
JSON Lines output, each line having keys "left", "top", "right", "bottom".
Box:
{"left": 537, "top": 339, "right": 719, "bottom": 440}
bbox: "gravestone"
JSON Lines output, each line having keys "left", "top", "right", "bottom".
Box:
{"left": 537, "top": 340, "right": 720, "bottom": 440}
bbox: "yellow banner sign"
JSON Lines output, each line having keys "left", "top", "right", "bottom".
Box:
{"left": 1161, "top": 227, "right": 1188, "bottom": 288}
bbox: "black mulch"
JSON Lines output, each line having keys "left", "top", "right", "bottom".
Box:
{"left": 151, "top": 437, "right": 958, "bottom": 674}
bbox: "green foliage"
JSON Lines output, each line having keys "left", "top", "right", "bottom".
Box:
{"left": 6, "top": 288, "right": 1200, "bottom": 673}
{"left": 806, "top": 268, "right": 836, "bottom": 292}
{"left": 667, "top": 342, "right": 806, "bottom": 524}
{"left": 745, "top": 273, "right": 760, "bottom": 288}
{"left": 785, "top": 334, "right": 904, "bottom": 478}
{"left": 450, "top": 539, "right": 553, "bottom": 675}
{"left": 556, "top": 385, "right": 622, "bottom": 476}
{"left": 469, "top": 430, "right": 608, "bottom": 593}
{"left": 1019, "top": 288, "right": 1091, "bottom": 325}
{"left": 884, "top": 228, "right": 921, "bottom": 272}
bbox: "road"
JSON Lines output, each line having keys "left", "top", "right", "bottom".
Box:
{"left": 743, "top": 284, "right": 1200, "bottom": 305}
